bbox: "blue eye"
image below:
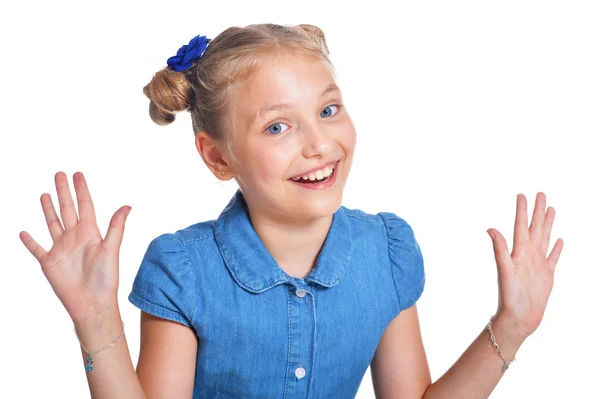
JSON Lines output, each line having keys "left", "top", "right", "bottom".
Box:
{"left": 266, "top": 122, "right": 289, "bottom": 135}
{"left": 264, "top": 105, "right": 342, "bottom": 136}
{"left": 320, "top": 104, "right": 340, "bottom": 118}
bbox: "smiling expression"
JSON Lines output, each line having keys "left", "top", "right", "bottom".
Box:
{"left": 225, "top": 52, "right": 357, "bottom": 222}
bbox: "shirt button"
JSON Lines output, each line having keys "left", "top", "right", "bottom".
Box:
{"left": 295, "top": 366, "right": 306, "bottom": 379}
{"left": 295, "top": 289, "right": 307, "bottom": 298}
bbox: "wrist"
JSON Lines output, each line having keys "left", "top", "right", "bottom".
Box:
{"left": 72, "top": 301, "right": 120, "bottom": 326}
{"left": 73, "top": 304, "right": 123, "bottom": 348}
{"left": 73, "top": 305, "right": 126, "bottom": 374}
{"left": 492, "top": 311, "right": 529, "bottom": 347}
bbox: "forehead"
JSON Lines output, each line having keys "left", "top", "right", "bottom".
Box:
{"left": 233, "top": 54, "right": 338, "bottom": 126}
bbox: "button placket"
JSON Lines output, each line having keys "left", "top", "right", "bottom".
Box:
{"left": 284, "top": 283, "right": 313, "bottom": 397}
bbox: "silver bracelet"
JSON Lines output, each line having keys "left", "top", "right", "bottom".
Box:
{"left": 74, "top": 320, "right": 125, "bottom": 372}
{"left": 487, "top": 315, "right": 516, "bottom": 372}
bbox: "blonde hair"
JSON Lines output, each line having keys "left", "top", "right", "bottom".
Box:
{"left": 143, "top": 23, "right": 332, "bottom": 161}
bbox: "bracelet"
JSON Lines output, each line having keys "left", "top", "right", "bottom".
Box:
{"left": 74, "top": 320, "right": 125, "bottom": 373}
{"left": 487, "top": 315, "right": 516, "bottom": 372}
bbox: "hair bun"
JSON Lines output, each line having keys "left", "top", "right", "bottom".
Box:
{"left": 143, "top": 68, "right": 193, "bottom": 126}
{"left": 297, "top": 24, "right": 329, "bottom": 55}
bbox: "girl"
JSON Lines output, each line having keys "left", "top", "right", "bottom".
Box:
{"left": 19, "top": 23, "right": 563, "bottom": 398}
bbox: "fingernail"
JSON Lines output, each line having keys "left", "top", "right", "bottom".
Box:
{"left": 124, "top": 207, "right": 132, "bottom": 217}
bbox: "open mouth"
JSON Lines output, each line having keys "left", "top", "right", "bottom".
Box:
{"left": 288, "top": 161, "right": 339, "bottom": 188}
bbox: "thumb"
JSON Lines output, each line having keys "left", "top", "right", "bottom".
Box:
{"left": 487, "top": 228, "right": 513, "bottom": 270}
{"left": 104, "top": 205, "right": 132, "bottom": 253}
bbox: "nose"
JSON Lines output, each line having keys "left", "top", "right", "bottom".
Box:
{"left": 300, "top": 121, "right": 334, "bottom": 158}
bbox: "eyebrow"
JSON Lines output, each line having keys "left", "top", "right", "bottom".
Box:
{"left": 251, "top": 83, "right": 341, "bottom": 125}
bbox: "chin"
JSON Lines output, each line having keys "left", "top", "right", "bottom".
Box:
{"left": 293, "top": 191, "right": 343, "bottom": 220}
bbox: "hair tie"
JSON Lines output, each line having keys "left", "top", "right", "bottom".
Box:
{"left": 166, "top": 35, "right": 211, "bottom": 72}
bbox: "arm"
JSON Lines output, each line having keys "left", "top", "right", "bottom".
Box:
{"left": 372, "top": 192, "right": 563, "bottom": 398}
{"left": 19, "top": 172, "right": 197, "bottom": 398}
{"left": 74, "top": 307, "right": 197, "bottom": 399}
{"left": 74, "top": 304, "right": 146, "bottom": 398}
{"left": 136, "top": 311, "right": 198, "bottom": 398}
{"left": 370, "top": 304, "right": 431, "bottom": 399}
{"left": 422, "top": 311, "right": 525, "bottom": 399}
{"left": 370, "top": 306, "right": 525, "bottom": 399}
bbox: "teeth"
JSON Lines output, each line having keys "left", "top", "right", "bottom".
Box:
{"left": 291, "top": 164, "right": 335, "bottom": 182}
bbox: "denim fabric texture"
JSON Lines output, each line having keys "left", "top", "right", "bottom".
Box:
{"left": 128, "top": 188, "right": 426, "bottom": 398}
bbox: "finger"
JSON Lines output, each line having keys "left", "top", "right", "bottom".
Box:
{"left": 40, "top": 193, "right": 64, "bottom": 242}
{"left": 529, "top": 192, "right": 546, "bottom": 245}
{"left": 19, "top": 230, "right": 48, "bottom": 264}
{"left": 104, "top": 206, "right": 132, "bottom": 254}
{"left": 55, "top": 171, "right": 79, "bottom": 229}
{"left": 512, "top": 194, "right": 529, "bottom": 256}
{"left": 548, "top": 238, "right": 564, "bottom": 273}
{"left": 487, "top": 228, "right": 514, "bottom": 270}
{"left": 541, "top": 206, "right": 556, "bottom": 256}
{"left": 73, "top": 172, "right": 97, "bottom": 224}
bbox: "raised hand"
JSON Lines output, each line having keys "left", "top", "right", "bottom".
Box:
{"left": 487, "top": 192, "right": 564, "bottom": 340}
{"left": 19, "top": 171, "right": 132, "bottom": 323}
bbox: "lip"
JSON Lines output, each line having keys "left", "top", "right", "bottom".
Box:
{"left": 288, "top": 161, "right": 339, "bottom": 190}
{"left": 289, "top": 160, "right": 339, "bottom": 180}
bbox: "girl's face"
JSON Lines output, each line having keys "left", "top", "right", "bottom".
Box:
{"left": 227, "top": 53, "right": 356, "bottom": 222}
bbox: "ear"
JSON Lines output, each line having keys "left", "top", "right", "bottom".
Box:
{"left": 195, "top": 131, "right": 233, "bottom": 180}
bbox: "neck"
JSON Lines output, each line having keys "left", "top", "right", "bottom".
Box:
{"left": 245, "top": 203, "right": 333, "bottom": 279}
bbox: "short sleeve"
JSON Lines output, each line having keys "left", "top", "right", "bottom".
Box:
{"left": 128, "top": 233, "right": 195, "bottom": 328}
{"left": 378, "top": 212, "right": 426, "bottom": 313}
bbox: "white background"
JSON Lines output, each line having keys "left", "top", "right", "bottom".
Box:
{"left": 2, "top": 0, "right": 598, "bottom": 397}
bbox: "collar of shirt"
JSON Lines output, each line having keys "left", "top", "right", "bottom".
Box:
{"left": 213, "top": 189, "right": 352, "bottom": 294}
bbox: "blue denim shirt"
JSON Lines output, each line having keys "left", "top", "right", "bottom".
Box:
{"left": 128, "top": 189, "right": 425, "bottom": 398}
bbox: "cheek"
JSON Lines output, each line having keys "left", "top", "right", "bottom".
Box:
{"left": 337, "top": 118, "right": 357, "bottom": 152}
{"left": 250, "top": 143, "right": 295, "bottom": 180}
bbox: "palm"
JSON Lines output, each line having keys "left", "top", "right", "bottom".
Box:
{"left": 489, "top": 193, "right": 564, "bottom": 338}
{"left": 40, "top": 219, "right": 114, "bottom": 318}
{"left": 20, "top": 172, "right": 131, "bottom": 323}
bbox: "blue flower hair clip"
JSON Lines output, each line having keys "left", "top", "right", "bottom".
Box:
{"left": 166, "top": 35, "right": 211, "bottom": 72}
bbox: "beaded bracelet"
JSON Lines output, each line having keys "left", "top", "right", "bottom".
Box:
{"left": 74, "top": 320, "right": 125, "bottom": 372}
{"left": 487, "top": 315, "right": 516, "bottom": 371}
